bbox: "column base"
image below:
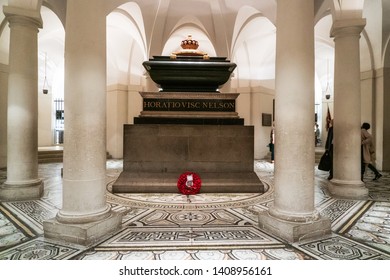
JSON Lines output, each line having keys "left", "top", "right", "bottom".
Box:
{"left": 328, "top": 179, "right": 368, "bottom": 199}
{"left": 258, "top": 211, "right": 331, "bottom": 243}
{"left": 43, "top": 211, "right": 122, "bottom": 246}
{"left": 0, "top": 179, "right": 43, "bottom": 201}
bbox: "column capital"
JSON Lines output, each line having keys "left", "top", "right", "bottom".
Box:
{"left": 330, "top": 18, "right": 366, "bottom": 39}
{"left": 3, "top": 5, "right": 42, "bottom": 29}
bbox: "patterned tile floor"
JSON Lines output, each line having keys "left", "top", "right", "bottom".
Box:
{"left": 0, "top": 160, "right": 390, "bottom": 260}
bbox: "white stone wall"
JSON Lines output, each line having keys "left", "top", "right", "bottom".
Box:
{"left": 37, "top": 91, "right": 53, "bottom": 147}
{"left": 106, "top": 84, "right": 128, "bottom": 159}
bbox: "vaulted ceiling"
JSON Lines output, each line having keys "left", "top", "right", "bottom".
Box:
{"left": 0, "top": 0, "right": 388, "bottom": 103}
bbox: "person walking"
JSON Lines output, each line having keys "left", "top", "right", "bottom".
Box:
{"left": 325, "top": 119, "right": 333, "bottom": 180}
{"left": 269, "top": 122, "right": 275, "bottom": 163}
{"left": 361, "top": 122, "right": 382, "bottom": 181}
{"left": 315, "top": 123, "right": 320, "bottom": 146}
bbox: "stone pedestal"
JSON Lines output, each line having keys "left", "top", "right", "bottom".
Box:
{"left": 327, "top": 180, "right": 368, "bottom": 199}
{"left": 43, "top": 212, "right": 122, "bottom": 246}
{"left": 258, "top": 211, "right": 331, "bottom": 243}
{"left": 0, "top": 180, "right": 43, "bottom": 201}
{"left": 119, "top": 40, "right": 259, "bottom": 194}
{"left": 112, "top": 124, "right": 264, "bottom": 193}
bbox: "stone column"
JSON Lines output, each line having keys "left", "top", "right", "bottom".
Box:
{"left": 0, "top": 63, "right": 8, "bottom": 169}
{"left": 258, "top": 0, "right": 330, "bottom": 242}
{"left": 328, "top": 19, "right": 368, "bottom": 198}
{"left": 382, "top": 68, "right": 390, "bottom": 170}
{"left": 43, "top": 0, "right": 121, "bottom": 245}
{"left": 0, "top": 7, "right": 43, "bottom": 201}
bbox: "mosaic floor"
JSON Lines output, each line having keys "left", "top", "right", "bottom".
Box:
{"left": 1, "top": 159, "right": 390, "bottom": 260}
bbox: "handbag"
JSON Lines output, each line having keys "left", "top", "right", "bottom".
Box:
{"left": 318, "top": 150, "right": 331, "bottom": 171}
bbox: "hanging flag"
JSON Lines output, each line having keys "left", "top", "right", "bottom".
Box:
{"left": 326, "top": 106, "right": 332, "bottom": 131}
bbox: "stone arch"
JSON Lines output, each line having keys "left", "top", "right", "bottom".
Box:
{"left": 107, "top": 2, "right": 148, "bottom": 86}
{"left": 42, "top": 0, "right": 66, "bottom": 28}
{"left": 162, "top": 16, "right": 217, "bottom": 58}
{"left": 382, "top": 0, "right": 390, "bottom": 68}
{"left": 329, "top": 0, "right": 365, "bottom": 20}
{"left": 231, "top": 6, "right": 276, "bottom": 88}
{"left": 385, "top": 36, "right": 390, "bottom": 68}
{"left": 8, "top": 0, "right": 43, "bottom": 10}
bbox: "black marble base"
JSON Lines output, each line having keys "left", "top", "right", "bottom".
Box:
{"left": 143, "top": 56, "right": 236, "bottom": 92}
{"left": 134, "top": 117, "right": 244, "bottom": 125}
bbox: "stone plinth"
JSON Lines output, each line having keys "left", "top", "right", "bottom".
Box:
{"left": 43, "top": 212, "right": 122, "bottom": 246}
{"left": 0, "top": 180, "right": 43, "bottom": 201}
{"left": 112, "top": 124, "right": 263, "bottom": 193}
{"left": 327, "top": 180, "right": 368, "bottom": 199}
{"left": 258, "top": 211, "right": 331, "bottom": 243}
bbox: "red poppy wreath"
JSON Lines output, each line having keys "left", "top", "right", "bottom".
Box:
{"left": 177, "top": 172, "right": 202, "bottom": 195}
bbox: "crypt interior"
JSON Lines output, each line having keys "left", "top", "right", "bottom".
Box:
{"left": 1, "top": 0, "right": 390, "bottom": 260}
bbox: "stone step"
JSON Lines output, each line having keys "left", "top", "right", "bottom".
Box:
{"left": 38, "top": 148, "right": 63, "bottom": 163}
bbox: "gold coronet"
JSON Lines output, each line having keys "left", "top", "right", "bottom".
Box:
{"left": 171, "top": 35, "right": 209, "bottom": 59}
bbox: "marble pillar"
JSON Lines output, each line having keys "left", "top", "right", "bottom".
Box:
{"left": 43, "top": 0, "right": 122, "bottom": 245}
{"left": 0, "top": 63, "right": 8, "bottom": 169}
{"left": 0, "top": 7, "right": 43, "bottom": 201}
{"left": 258, "top": 0, "right": 330, "bottom": 242}
{"left": 328, "top": 19, "right": 368, "bottom": 199}
{"left": 382, "top": 68, "right": 390, "bottom": 170}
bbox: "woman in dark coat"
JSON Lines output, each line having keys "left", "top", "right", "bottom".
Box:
{"left": 269, "top": 123, "right": 275, "bottom": 163}
{"left": 325, "top": 119, "right": 333, "bottom": 180}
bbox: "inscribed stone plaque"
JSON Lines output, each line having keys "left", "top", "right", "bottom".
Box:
{"left": 143, "top": 98, "right": 236, "bottom": 112}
